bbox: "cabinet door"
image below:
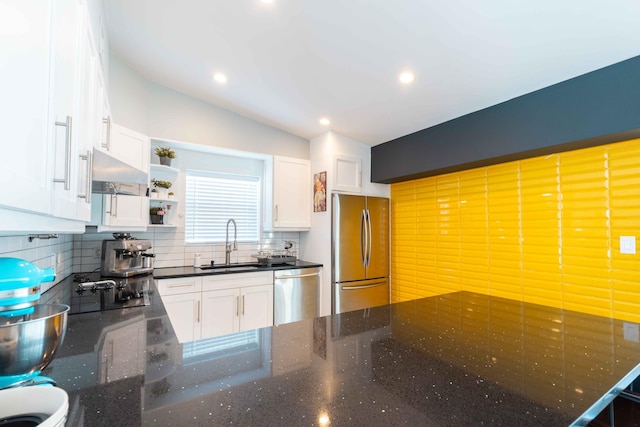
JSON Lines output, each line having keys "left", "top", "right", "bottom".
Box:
{"left": 104, "top": 194, "right": 149, "bottom": 228}
{"left": 272, "top": 156, "right": 311, "bottom": 229}
{"left": 201, "top": 288, "right": 240, "bottom": 339}
{"left": 334, "top": 154, "right": 362, "bottom": 193}
{"left": 160, "top": 293, "right": 201, "bottom": 344}
{"left": 240, "top": 284, "right": 274, "bottom": 332}
{"left": 51, "top": 0, "right": 85, "bottom": 220}
{"left": 0, "top": 0, "right": 54, "bottom": 215}
{"left": 111, "top": 124, "right": 150, "bottom": 173}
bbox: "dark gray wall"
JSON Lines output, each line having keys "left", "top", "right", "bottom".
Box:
{"left": 371, "top": 55, "right": 640, "bottom": 184}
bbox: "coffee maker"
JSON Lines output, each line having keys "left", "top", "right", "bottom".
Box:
{"left": 101, "top": 233, "right": 154, "bottom": 277}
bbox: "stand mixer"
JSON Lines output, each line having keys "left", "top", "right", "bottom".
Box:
{"left": 0, "top": 257, "right": 70, "bottom": 425}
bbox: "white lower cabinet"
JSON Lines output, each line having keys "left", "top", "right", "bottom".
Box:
{"left": 161, "top": 293, "right": 202, "bottom": 343}
{"left": 156, "top": 277, "right": 202, "bottom": 343}
{"left": 201, "top": 284, "right": 274, "bottom": 338}
{"left": 157, "top": 271, "right": 274, "bottom": 343}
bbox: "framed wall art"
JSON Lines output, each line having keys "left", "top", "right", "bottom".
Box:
{"left": 313, "top": 171, "right": 327, "bottom": 212}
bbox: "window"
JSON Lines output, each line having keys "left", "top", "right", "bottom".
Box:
{"left": 185, "top": 171, "right": 261, "bottom": 244}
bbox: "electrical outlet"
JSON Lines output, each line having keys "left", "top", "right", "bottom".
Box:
{"left": 620, "top": 236, "right": 636, "bottom": 254}
{"left": 95, "top": 248, "right": 101, "bottom": 258}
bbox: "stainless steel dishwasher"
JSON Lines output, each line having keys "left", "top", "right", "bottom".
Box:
{"left": 274, "top": 267, "right": 320, "bottom": 325}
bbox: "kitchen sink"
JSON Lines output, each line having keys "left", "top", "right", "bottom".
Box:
{"left": 198, "top": 263, "right": 260, "bottom": 272}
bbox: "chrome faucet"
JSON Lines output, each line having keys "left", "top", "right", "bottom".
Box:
{"left": 225, "top": 219, "right": 237, "bottom": 265}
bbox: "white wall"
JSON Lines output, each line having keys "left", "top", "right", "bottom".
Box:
{"left": 300, "top": 131, "right": 389, "bottom": 316}
{"left": 109, "top": 55, "right": 309, "bottom": 159}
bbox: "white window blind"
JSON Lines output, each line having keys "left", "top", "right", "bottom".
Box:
{"left": 185, "top": 171, "right": 260, "bottom": 244}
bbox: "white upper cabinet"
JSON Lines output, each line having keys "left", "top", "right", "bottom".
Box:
{"left": 0, "top": 1, "right": 57, "bottom": 215}
{"left": 110, "top": 124, "right": 150, "bottom": 174}
{"left": 0, "top": 0, "right": 95, "bottom": 233}
{"left": 333, "top": 154, "right": 362, "bottom": 193}
{"left": 266, "top": 156, "right": 311, "bottom": 230}
{"left": 51, "top": 0, "right": 85, "bottom": 220}
{"left": 89, "top": 193, "right": 149, "bottom": 232}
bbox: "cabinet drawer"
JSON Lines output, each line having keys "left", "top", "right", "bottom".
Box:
{"left": 202, "top": 271, "right": 273, "bottom": 292}
{"left": 156, "top": 277, "right": 202, "bottom": 296}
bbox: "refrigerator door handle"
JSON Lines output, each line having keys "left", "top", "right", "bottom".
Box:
{"left": 341, "top": 281, "right": 387, "bottom": 290}
{"left": 366, "top": 209, "right": 372, "bottom": 267}
{"left": 360, "top": 209, "right": 367, "bottom": 267}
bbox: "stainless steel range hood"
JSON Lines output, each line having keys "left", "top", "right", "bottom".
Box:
{"left": 91, "top": 149, "right": 148, "bottom": 196}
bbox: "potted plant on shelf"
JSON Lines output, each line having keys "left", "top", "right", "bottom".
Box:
{"left": 151, "top": 179, "right": 172, "bottom": 199}
{"left": 155, "top": 146, "right": 176, "bottom": 166}
{"left": 168, "top": 191, "right": 175, "bottom": 200}
{"left": 150, "top": 206, "right": 165, "bottom": 225}
{"left": 150, "top": 188, "right": 158, "bottom": 199}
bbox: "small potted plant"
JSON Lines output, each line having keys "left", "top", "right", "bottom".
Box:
{"left": 150, "top": 206, "right": 165, "bottom": 225}
{"left": 150, "top": 188, "right": 158, "bottom": 199}
{"left": 168, "top": 191, "right": 175, "bottom": 200}
{"left": 151, "top": 179, "right": 172, "bottom": 199}
{"left": 155, "top": 146, "right": 176, "bottom": 166}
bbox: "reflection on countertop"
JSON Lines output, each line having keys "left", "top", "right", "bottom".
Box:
{"left": 41, "top": 279, "right": 640, "bottom": 426}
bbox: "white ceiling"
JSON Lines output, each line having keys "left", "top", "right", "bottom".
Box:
{"left": 104, "top": 0, "right": 640, "bottom": 146}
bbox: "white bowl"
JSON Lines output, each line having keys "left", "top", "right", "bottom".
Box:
{"left": 0, "top": 386, "right": 68, "bottom": 426}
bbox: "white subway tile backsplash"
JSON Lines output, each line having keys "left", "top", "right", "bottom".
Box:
{"left": 0, "top": 229, "right": 302, "bottom": 283}
{"left": 0, "top": 234, "right": 75, "bottom": 292}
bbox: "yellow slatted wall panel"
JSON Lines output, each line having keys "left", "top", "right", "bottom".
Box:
{"left": 520, "top": 154, "right": 563, "bottom": 308}
{"left": 390, "top": 138, "right": 640, "bottom": 322}
{"left": 436, "top": 173, "right": 462, "bottom": 293}
{"left": 608, "top": 140, "right": 640, "bottom": 322}
{"left": 459, "top": 168, "right": 489, "bottom": 294}
{"left": 415, "top": 178, "right": 438, "bottom": 298}
{"left": 390, "top": 181, "right": 417, "bottom": 302}
{"left": 560, "top": 145, "right": 612, "bottom": 317}
{"left": 487, "top": 162, "right": 522, "bottom": 301}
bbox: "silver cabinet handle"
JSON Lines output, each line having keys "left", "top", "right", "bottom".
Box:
{"left": 275, "top": 204, "right": 279, "bottom": 222}
{"left": 167, "top": 283, "right": 195, "bottom": 288}
{"left": 236, "top": 296, "right": 239, "bottom": 316}
{"left": 111, "top": 195, "right": 118, "bottom": 218}
{"left": 53, "top": 116, "right": 73, "bottom": 190}
{"left": 77, "top": 150, "right": 92, "bottom": 204}
{"left": 242, "top": 295, "right": 245, "bottom": 316}
{"left": 102, "top": 116, "right": 111, "bottom": 150}
{"left": 196, "top": 300, "right": 200, "bottom": 323}
{"left": 275, "top": 272, "right": 320, "bottom": 279}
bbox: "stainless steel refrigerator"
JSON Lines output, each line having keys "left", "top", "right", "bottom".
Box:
{"left": 332, "top": 193, "right": 390, "bottom": 314}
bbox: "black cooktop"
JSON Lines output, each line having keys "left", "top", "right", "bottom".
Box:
{"left": 69, "top": 272, "right": 152, "bottom": 314}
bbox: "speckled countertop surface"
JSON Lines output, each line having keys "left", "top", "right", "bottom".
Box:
{"left": 41, "top": 278, "right": 640, "bottom": 426}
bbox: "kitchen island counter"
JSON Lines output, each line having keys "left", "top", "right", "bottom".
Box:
{"left": 42, "top": 286, "right": 640, "bottom": 426}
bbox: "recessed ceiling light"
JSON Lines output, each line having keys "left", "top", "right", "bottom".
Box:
{"left": 261, "top": 0, "right": 274, "bottom": 3}
{"left": 213, "top": 73, "right": 227, "bottom": 84}
{"left": 319, "top": 118, "right": 330, "bottom": 126}
{"left": 398, "top": 71, "right": 415, "bottom": 84}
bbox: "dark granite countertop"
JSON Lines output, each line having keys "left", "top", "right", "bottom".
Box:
{"left": 152, "top": 260, "right": 323, "bottom": 279}
{"left": 41, "top": 279, "right": 640, "bottom": 426}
